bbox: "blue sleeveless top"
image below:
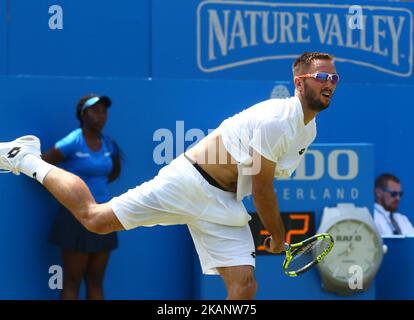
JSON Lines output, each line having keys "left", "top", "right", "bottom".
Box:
{"left": 55, "top": 128, "right": 118, "bottom": 203}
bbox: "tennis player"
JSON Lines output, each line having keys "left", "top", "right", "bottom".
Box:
{"left": 0, "top": 52, "right": 339, "bottom": 299}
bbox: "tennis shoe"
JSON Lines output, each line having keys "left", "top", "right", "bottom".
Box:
{"left": 0, "top": 135, "right": 41, "bottom": 175}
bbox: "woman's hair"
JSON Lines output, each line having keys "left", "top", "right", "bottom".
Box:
{"left": 76, "top": 93, "right": 98, "bottom": 127}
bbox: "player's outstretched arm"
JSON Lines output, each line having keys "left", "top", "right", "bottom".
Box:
{"left": 251, "top": 149, "right": 285, "bottom": 254}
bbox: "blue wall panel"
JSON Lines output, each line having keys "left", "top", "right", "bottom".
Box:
{"left": 0, "top": 0, "right": 413, "bottom": 299}
{"left": 315, "top": 82, "right": 414, "bottom": 216}
{"left": 0, "top": 76, "right": 413, "bottom": 298}
{"left": 8, "top": 0, "right": 149, "bottom": 77}
{"left": 195, "top": 257, "right": 376, "bottom": 300}
{"left": 376, "top": 237, "right": 414, "bottom": 299}
{"left": 0, "top": 77, "right": 196, "bottom": 299}
{"left": 0, "top": 0, "right": 7, "bottom": 74}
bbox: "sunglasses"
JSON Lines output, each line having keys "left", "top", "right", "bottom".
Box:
{"left": 295, "top": 72, "right": 340, "bottom": 84}
{"left": 381, "top": 187, "right": 403, "bottom": 198}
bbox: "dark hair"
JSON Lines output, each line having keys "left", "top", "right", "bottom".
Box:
{"left": 375, "top": 173, "right": 400, "bottom": 189}
{"left": 293, "top": 52, "right": 335, "bottom": 76}
{"left": 76, "top": 93, "right": 98, "bottom": 127}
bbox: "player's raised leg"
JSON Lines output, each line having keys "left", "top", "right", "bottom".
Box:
{"left": 0, "top": 135, "right": 124, "bottom": 234}
{"left": 43, "top": 168, "right": 124, "bottom": 234}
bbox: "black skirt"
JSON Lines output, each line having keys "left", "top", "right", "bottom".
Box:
{"left": 49, "top": 206, "right": 118, "bottom": 253}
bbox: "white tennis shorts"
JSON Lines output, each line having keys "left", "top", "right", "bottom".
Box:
{"left": 109, "top": 154, "right": 256, "bottom": 274}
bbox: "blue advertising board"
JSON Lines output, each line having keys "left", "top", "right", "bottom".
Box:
{"left": 153, "top": 0, "right": 414, "bottom": 84}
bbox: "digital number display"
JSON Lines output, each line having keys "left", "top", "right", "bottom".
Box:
{"left": 249, "top": 212, "right": 315, "bottom": 255}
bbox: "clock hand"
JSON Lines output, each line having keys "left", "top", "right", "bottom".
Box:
{"left": 344, "top": 242, "right": 354, "bottom": 256}
{"left": 345, "top": 224, "right": 363, "bottom": 253}
{"left": 338, "top": 249, "right": 348, "bottom": 256}
{"left": 329, "top": 226, "right": 364, "bottom": 263}
{"left": 329, "top": 248, "right": 349, "bottom": 263}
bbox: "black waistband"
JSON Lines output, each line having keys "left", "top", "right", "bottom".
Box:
{"left": 184, "top": 154, "right": 227, "bottom": 191}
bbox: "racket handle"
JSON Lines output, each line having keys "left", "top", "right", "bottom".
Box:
{"left": 284, "top": 243, "right": 290, "bottom": 251}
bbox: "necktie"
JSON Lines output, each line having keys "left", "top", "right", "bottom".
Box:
{"left": 390, "top": 213, "right": 402, "bottom": 235}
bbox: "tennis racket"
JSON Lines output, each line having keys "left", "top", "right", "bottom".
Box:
{"left": 266, "top": 233, "right": 334, "bottom": 277}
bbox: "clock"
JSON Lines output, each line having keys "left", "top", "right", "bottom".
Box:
{"left": 316, "top": 203, "right": 384, "bottom": 296}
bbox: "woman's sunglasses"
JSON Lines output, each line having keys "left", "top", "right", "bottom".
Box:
{"left": 295, "top": 72, "right": 340, "bottom": 84}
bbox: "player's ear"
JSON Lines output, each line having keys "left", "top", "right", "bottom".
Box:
{"left": 294, "top": 77, "right": 303, "bottom": 93}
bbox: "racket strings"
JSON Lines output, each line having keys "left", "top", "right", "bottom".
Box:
{"left": 287, "top": 238, "right": 331, "bottom": 272}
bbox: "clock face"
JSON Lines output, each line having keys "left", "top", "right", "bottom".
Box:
{"left": 319, "top": 219, "right": 382, "bottom": 282}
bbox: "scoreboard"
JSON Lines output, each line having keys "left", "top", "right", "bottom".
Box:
{"left": 249, "top": 211, "right": 315, "bottom": 254}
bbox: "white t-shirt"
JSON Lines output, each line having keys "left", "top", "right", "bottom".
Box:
{"left": 374, "top": 203, "right": 414, "bottom": 236}
{"left": 219, "top": 96, "right": 316, "bottom": 200}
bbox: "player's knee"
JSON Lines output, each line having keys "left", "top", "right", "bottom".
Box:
{"left": 228, "top": 276, "right": 257, "bottom": 300}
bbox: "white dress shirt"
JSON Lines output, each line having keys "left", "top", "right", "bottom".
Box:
{"left": 374, "top": 203, "right": 414, "bottom": 236}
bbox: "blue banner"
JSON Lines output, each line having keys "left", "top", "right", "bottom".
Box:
{"left": 153, "top": 0, "right": 414, "bottom": 83}
{"left": 198, "top": 1, "right": 412, "bottom": 76}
